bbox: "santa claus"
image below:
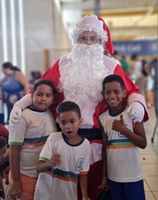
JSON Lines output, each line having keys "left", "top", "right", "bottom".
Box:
{"left": 10, "top": 15, "right": 148, "bottom": 200}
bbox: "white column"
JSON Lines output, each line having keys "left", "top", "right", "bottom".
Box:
{"left": 1, "top": 0, "right": 8, "bottom": 61}
{"left": 18, "top": 0, "right": 26, "bottom": 73}
{"left": 10, "top": 0, "right": 17, "bottom": 64}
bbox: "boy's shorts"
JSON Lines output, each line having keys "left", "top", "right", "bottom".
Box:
{"left": 21, "top": 174, "right": 37, "bottom": 200}
{"left": 9, "top": 173, "right": 37, "bottom": 200}
{"left": 108, "top": 179, "right": 145, "bottom": 200}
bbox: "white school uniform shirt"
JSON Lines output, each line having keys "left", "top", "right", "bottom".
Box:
{"left": 99, "top": 107, "right": 144, "bottom": 183}
{"left": 9, "top": 108, "right": 57, "bottom": 177}
{"left": 34, "top": 132, "right": 91, "bottom": 200}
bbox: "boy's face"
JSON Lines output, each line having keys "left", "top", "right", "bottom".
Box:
{"left": 103, "top": 81, "right": 126, "bottom": 111}
{"left": 32, "top": 84, "right": 53, "bottom": 111}
{"left": 59, "top": 111, "right": 82, "bottom": 139}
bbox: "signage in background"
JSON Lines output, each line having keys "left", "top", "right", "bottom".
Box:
{"left": 113, "top": 39, "right": 158, "bottom": 56}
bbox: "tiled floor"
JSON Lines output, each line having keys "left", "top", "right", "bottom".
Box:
{"left": 140, "top": 107, "right": 158, "bottom": 200}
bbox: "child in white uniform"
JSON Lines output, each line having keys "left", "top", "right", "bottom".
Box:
{"left": 9, "top": 79, "right": 57, "bottom": 200}
{"left": 99, "top": 75, "right": 147, "bottom": 200}
{"left": 34, "top": 101, "right": 91, "bottom": 200}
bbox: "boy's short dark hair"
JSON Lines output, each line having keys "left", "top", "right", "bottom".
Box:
{"left": 32, "top": 79, "right": 56, "bottom": 95}
{"left": 58, "top": 101, "right": 81, "bottom": 118}
{"left": 102, "top": 75, "right": 125, "bottom": 92}
{"left": 0, "top": 136, "right": 7, "bottom": 150}
{"left": 0, "top": 156, "right": 9, "bottom": 176}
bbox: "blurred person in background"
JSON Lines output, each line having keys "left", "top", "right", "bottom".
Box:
{"left": 1, "top": 62, "right": 29, "bottom": 124}
{"left": 0, "top": 136, "right": 8, "bottom": 199}
{"left": 130, "top": 54, "right": 142, "bottom": 83}
{"left": 113, "top": 51, "right": 131, "bottom": 76}
{"left": 9, "top": 15, "right": 148, "bottom": 200}
{"left": 120, "top": 55, "right": 131, "bottom": 76}
{"left": 0, "top": 89, "right": 4, "bottom": 125}
{"left": 135, "top": 59, "right": 151, "bottom": 108}
{"left": 29, "top": 70, "right": 42, "bottom": 89}
{"left": 0, "top": 136, "right": 8, "bottom": 160}
{"left": 0, "top": 73, "right": 5, "bottom": 125}
{"left": 148, "top": 57, "right": 158, "bottom": 118}
{"left": 0, "top": 156, "right": 10, "bottom": 200}
{"left": 113, "top": 50, "right": 121, "bottom": 65}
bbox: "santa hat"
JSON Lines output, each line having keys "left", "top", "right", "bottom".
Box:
{"left": 71, "top": 15, "right": 114, "bottom": 54}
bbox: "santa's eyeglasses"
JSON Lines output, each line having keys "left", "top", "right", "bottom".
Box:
{"left": 78, "top": 36, "right": 100, "bottom": 43}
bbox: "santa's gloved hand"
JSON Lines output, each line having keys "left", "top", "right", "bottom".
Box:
{"left": 9, "top": 106, "right": 22, "bottom": 126}
{"left": 126, "top": 102, "right": 145, "bottom": 122}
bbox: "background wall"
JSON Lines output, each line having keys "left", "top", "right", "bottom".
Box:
{"left": 0, "top": 0, "right": 157, "bottom": 77}
{"left": 0, "top": 0, "right": 71, "bottom": 77}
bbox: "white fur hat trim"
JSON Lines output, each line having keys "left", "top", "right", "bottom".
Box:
{"left": 71, "top": 15, "right": 108, "bottom": 44}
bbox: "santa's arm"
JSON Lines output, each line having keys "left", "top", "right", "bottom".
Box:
{"left": 114, "top": 64, "right": 149, "bottom": 122}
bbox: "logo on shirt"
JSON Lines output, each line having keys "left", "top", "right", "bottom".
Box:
{"left": 75, "top": 158, "right": 84, "bottom": 171}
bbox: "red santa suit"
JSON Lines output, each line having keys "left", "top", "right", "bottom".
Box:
{"left": 0, "top": 124, "right": 9, "bottom": 140}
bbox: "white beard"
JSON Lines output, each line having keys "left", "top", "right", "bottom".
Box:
{"left": 59, "top": 44, "right": 108, "bottom": 109}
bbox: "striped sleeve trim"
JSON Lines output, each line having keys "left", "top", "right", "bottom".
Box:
{"left": 39, "top": 157, "right": 50, "bottom": 162}
{"left": 80, "top": 171, "right": 88, "bottom": 175}
{"left": 8, "top": 142, "right": 23, "bottom": 146}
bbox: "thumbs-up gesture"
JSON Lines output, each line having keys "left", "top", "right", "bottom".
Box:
{"left": 112, "top": 114, "right": 125, "bottom": 132}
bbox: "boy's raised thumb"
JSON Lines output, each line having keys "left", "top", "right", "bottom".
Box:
{"left": 120, "top": 114, "right": 124, "bottom": 122}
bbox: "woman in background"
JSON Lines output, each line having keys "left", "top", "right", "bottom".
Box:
{"left": 1, "top": 62, "right": 29, "bottom": 123}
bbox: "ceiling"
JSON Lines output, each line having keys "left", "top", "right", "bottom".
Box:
{"left": 60, "top": 0, "right": 158, "bottom": 11}
{"left": 57, "top": 0, "right": 158, "bottom": 40}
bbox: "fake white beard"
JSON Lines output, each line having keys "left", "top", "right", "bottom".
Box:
{"left": 60, "top": 44, "right": 108, "bottom": 109}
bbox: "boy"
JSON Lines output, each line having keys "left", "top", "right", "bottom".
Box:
{"left": 9, "top": 79, "right": 57, "bottom": 200}
{"left": 34, "top": 101, "right": 91, "bottom": 200}
{"left": 99, "top": 75, "right": 147, "bottom": 200}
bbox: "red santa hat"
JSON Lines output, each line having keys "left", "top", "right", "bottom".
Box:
{"left": 71, "top": 15, "right": 114, "bottom": 54}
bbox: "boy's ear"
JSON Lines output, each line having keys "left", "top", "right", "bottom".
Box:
{"left": 80, "top": 117, "right": 83, "bottom": 124}
{"left": 124, "top": 90, "right": 127, "bottom": 97}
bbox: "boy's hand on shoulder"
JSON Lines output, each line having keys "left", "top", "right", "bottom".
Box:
{"left": 112, "top": 114, "right": 125, "bottom": 132}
